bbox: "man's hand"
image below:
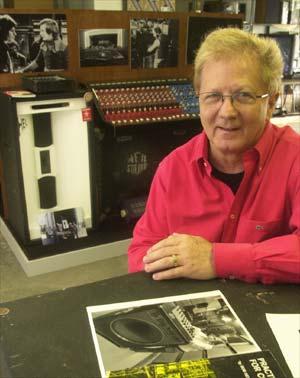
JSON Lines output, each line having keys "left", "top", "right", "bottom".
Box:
{"left": 143, "top": 233, "right": 216, "bottom": 280}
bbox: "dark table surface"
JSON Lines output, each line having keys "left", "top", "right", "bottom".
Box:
{"left": 0, "top": 272, "right": 299, "bottom": 378}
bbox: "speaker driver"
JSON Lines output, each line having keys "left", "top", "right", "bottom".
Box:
{"left": 110, "top": 318, "right": 163, "bottom": 345}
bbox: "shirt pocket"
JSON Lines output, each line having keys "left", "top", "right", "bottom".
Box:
{"left": 236, "top": 218, "right": 283, "bottom": 243}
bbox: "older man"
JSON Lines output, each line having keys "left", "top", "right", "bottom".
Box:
{"left": 128, "top": 28, "right": 300, "bottom": 284}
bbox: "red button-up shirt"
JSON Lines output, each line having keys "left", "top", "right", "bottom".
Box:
{"left": 128, "top": 123, "right": 300, "bottom": 284}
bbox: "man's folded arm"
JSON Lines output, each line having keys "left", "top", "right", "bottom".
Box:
{"left": 214, "top": 234, "right": 300, "bottom": 284}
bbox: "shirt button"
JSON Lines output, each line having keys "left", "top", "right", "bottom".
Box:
{"left": 230, "top": 213, "right": 235, "bottom": 220}
{"left": 256, "top": 224, "right": 264, "bottom": 230}
{"left": 203, "top": 161, "right": 208, "bottom": 167}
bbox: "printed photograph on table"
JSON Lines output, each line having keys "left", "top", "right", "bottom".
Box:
{"left": 0, "top": 13, "right": 68, "bottom": 74}
{"left": 38, "top": 207, "right": 87, "bottom": 246}
{"left": 87, "top": 290, "right": 260, "bottom": 378}
{"left": 79, "top": 28, "right": 128, "bottom": 67}
{"left": 130, "top": 18, "right": 179, "bottom": 69}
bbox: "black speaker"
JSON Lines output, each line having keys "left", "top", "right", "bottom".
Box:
{"left": 32, "top": 113, "right": 52, "bottom": 147}
{"left": 38, "top": 175, "right": 57, "bottom": 209}
{"left": 40, "top": 150, "right": 51, "bottom": 174}
{"left": 110, "top": 133, "right": 160, "bottom": 197}
{"left": 93, "top": 303, "right": 194, "bottom": 352}
{"left": 101, "top": 122, "right": 199, "bottom": 217}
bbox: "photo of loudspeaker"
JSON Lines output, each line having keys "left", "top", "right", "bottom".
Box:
{"left": 93, "top": 303, "right": 193, "bottom": 352}
{"left": 88, "top": 291, "right": 260, "bottom": 376}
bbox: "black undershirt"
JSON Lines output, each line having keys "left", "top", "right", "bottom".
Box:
{"left": 212, "top": 166, "right": 244, "bottom": 194}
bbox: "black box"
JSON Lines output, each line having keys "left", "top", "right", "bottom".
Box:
{"left": 22, "top": 75, "right": 76, "bottom": 94}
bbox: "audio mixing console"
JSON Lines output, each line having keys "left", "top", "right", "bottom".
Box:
{"left": 88, "top": 78, "right": 200, "bottom": 226}
{"left": 89, "top": 78, "right": 199, "bottom": 126}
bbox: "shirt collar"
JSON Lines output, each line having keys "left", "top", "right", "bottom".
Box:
{"left": 190, "top": 132, "right": 211, "bottom": 175}
{"left": 252, "top": 121, "right": 274, "bottom": 173}
{"left": 191, "top": 121, "right": 274, "bottom": 174}
{"left": 190, "top": 132, "right": 208, "bottom": 163}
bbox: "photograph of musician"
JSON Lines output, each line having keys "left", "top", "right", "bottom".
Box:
{"left": 22, "top": 18, "right": 67, "bottom": 72}
{"left": 130, "top": 18, "right": 178, "bottom": 69}
{"left": 7, "top": 40, "right": 27, "bottom": 71}
{"left": 0, "top": 14, "right": 18, "bottom": 73}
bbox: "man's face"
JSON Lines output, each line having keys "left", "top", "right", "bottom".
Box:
{"left": 39, "top": 24, "right": 53, "bottom": 41}
{"left": 138, "top": 21, "right": 144, "bottom": 30}
{"left": 7, "top": 26, "right": 16, "bottom": 43}
{"left": 198, "top": 58, "right": 275, "bottom": 159}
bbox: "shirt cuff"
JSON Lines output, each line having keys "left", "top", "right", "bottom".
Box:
{"left": 213, "top": 242, "right": 257, "bottom": 282}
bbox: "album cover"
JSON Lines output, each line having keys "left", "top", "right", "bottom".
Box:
{"left": 87, "top": 290, "right": 261, "bottom": 378}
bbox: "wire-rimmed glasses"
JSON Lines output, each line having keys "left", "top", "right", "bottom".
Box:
{"left": 197, "top": 91, "right": 269, "bottom": 108}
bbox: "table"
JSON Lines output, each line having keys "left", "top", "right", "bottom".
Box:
{"left": 1, "top": 272, "right": 299, "bottom": 378}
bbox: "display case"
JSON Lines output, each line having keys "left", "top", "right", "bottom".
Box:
{"left": 0, "top": 80, "right": 201, "bottom": 275}
{"left": 0, "top": 91, "right": 95, "bottom": 244}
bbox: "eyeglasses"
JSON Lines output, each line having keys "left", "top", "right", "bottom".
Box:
{"left": 197, "top": 92, "right": 269, "bottom": 107}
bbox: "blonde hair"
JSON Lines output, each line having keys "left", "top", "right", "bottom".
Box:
{"left": 194, "top": 28, "right": 283, "bottom": 95}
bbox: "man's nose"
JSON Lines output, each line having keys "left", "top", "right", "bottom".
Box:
{"left": 218, "top": 96, "right": 238, "bottom": 116}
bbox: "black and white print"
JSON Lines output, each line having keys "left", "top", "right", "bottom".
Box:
{"left": 79, "top": 28, "right": 128, "bottom": 67}
{"left": 87, "top": 290, "right": 260, "bottom": 377}
{"left": 38, "top": 207, "right": 87, "bottom": 246}
{"left": 0, "top": 13, "right": 68, "bottom": 74}
{"left": 186, "top": 16, "right": 242, "bottom": 65}
{"left": 130, "top": 18, "right": 179, "bottom": 69}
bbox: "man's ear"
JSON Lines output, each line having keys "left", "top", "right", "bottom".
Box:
{"left": 266, "top": 93, "right": 279, "bottom": 120}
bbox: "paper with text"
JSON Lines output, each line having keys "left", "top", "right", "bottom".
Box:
{"left": 266, "top": 313, "right": 300, "bottom": 378}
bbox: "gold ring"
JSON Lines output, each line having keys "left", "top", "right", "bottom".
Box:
{"left": 172, "top": 254, "right": 178, "bottom": 268}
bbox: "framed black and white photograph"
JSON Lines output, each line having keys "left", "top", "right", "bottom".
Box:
{"left": 186, "top": 16, "right": 243, "bottom": 65}
{"left": 0, "top": 13, "right": 68, "bottom": 74}
{"left": 38, "top": 207, "right": 87, "bottom": 246}
{"left": 130, "top": 18, "right": 179, "bottom": 69}
{"left": 264, "top": 33, "right": 296, "bottom": 78}
{"left": 128, "top": 0, "right": 175, "bottom": 12}
{"left": 79, "top": 28, "right": 128, "bottom": 67}
{"left": 87, "top": 290, "right": 260, "bottom": 377}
